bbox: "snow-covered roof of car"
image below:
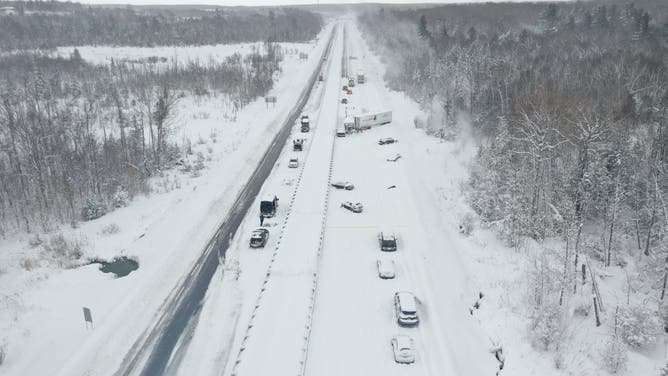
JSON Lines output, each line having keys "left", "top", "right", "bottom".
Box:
{"left": 394, "top": 335, "right": 412, "bottom": 349}
{"left": 378, "top": 259, "right": 394, "bottom": 271}
{"left": 251, "top": 229, "right": 267, "bottom": 236}
{"left": 396, "top": 292, "right": 416, "bottom": 311}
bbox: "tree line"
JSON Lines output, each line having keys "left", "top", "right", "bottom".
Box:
{"left": 0, "top": 1, "right": 323, "bottom": 50}
{"left": 359, "top": 0, "right": 668, "bottom": 370}
{"left": 0, "top": 19, "right": 317, "bottom": 236}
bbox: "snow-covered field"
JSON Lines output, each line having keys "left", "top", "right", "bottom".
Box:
{"left": 0, "top": 23, "right": 334, "bottom": 376}
{"left": 54, "top": 42, "right": 311, "bottom": 68}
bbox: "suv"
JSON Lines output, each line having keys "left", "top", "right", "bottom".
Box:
{"left": 394, "top": 292, "right": 419, "bottom": 327}
{"left": 379, "top": 232, "right": 397, "bottom": 252}
{"left": 249, "top": 228, "right": 269, "bottom": 248}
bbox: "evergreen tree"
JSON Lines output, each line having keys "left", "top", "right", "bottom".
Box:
{"left": 418, "top": 15, "right": 431, "bottom": 40}
{"left": 641, "top": 12, "right": 650, "bottom": 34}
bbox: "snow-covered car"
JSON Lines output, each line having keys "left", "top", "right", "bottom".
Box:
{"left": 288, "top": 158, "right": 299, "bottom": 168}
{"left": 249, "top": 228, "right": 269, "bottom": 248}
{"left": 346, "top": 89, "right": 353, "bottom": 94}
{"left": 336, "top": 128, "right": 346, "bottom": 137}
{"left": 341, "top": 201, "right": 363, "bottom": 213}
{"left": 379, "top": 232, "right": 397, "bottom": 252}
{"left": 377, "top": 259, "right": 396, "bottom": 279}
{"left": 331, "top": 181, "right": 354, "bottom": 190}
{"left": 378, "top": 137, "right": 397, "bottom": 145}
{"left": 391, "top": 335, "right": 416, "bottom": 364}
{"left": 394, "top": 291, "right": 419, "bottom": 327}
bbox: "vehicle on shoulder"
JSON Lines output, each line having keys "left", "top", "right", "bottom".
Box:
{"left": 378, "top": 137, "right": 397, "bottom": 145}
{"left": 378, "top": 232, "right": 397, "bottom": 252}
{"left": 377, "top": 259, "right": 396, "bottom": 279}
{"left": 336, "top": 128, "right": 346, "bottom": 137}
{"left": 342, "top": 85, "right": 348, "bottom": 91}
{"left": 391, "top": 335, "right": 415, "bottom": 364}
{"left": 249, "top": 228, "right": 269, "bottom": 248}
{"left": 341, "top": 201, "right": 363, "bottom": 213}
{"left": 394, "top": 291, "right": 419, "bottom": 327}
{"left": 288, "top": 158, "right": 299, "bottom": 168}
{"left": 341, "top": 98, "right": 348, "bottom": 104}
{"left": 331, "top": 181, "right": 354, "bottom": 190}
{"left": 348, "top": 78, "right": 355, "bottom": 87}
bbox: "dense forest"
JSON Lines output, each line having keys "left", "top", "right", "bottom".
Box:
{"left": 0, "top": 2, "right": 323, "bottom": 235}
{"left": 359, "top": 0, "right": 668, "bottom": 372}
{"left": 0, "top": 1, "right": 323, "bottom": 49}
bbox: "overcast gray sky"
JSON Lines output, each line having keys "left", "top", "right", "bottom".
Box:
{"left": 80, "top": 0, "right": 556, "bottom": 7}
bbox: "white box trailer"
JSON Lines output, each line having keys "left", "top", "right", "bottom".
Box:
{"left": 344, "top": 111, "right": 392, "bottom": 132}
{"left": 355, "top": 111, "right": 392, "bottom": 129}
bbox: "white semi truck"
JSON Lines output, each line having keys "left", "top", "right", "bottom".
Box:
{"left": 343, "top": 111, "right": 392, "bottom": 132}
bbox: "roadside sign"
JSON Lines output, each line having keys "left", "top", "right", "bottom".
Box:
{"left": 83, "top": 307, "right": 93, "bottom": 329}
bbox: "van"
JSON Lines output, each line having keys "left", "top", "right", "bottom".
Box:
{"left": 394, "top": 292, "right": 419, "bottom": 326}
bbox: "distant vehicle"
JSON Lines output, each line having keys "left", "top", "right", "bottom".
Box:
{"left": 293, "top": 139, "right": 304, "bottom": 151}
{"left": 387, "top": 154, "right": 402, "bottom": 162}
{"left": 300, "top": 115, "right": 310, "bottom": 132}
{"left": 331, "top": 181, "right": 354, "bottom": 190}
{"left": 249, "top": 228, "right": 269, "bottom": 248}
{"left": 260, "top": 196, "right": 279, "bottom": 217}
{"left": 378, "top": 232, "right": 397, "bottom": 252}
{"left": 318, "top": 73, "right": 324, "bottom": 81}
{"left": 377, "top": 259, "right": 396, "bottom": 279}
{"left": 348, "top": 78, "right": 355, "bottom": 87}
{"left": 342, "top": 85, "right": 348, "bottom": 91}
{"left": 341, "top": 201, "right": 363, "bottom": 213}
{"left": 357, "top": 71, "right": 365, "bottom": 84}
{"left": 288, "top": 158, "right": 299, "bottom": 168}
{"left": 336, "top": 128, "right": 346, "bottom": 137}
{"left": 391, "top": 335, "right": 415, "bottom": 364}
{"left": 346, "top": 89, "right": 353, "bottom": 95}
{"left": 394, "top": 291, "right": 419, "bottom": 327}
{"left": 378, "top": 137, "right": 397, "bottom": 145}
{"left": 341, "top": 98, "right": 348, "bottom": 104}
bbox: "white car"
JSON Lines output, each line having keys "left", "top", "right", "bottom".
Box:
{"left": 336, "top": 128, "right": 346, "bottom": 137}
{"left": 377, "top": 259, "right": 396, "bottom": 279}
{"left": 288, "top": 158, "right": 299, "bottom": 168}
{"left": 391, "top": 335, "right": 415, "bottom": 364}
{"left": 341, "top": 201, "right": 363, "bottom": 213}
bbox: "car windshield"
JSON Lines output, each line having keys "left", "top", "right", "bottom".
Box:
{"left": 382, "top": 240, "right": 395, "bottom": 246}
